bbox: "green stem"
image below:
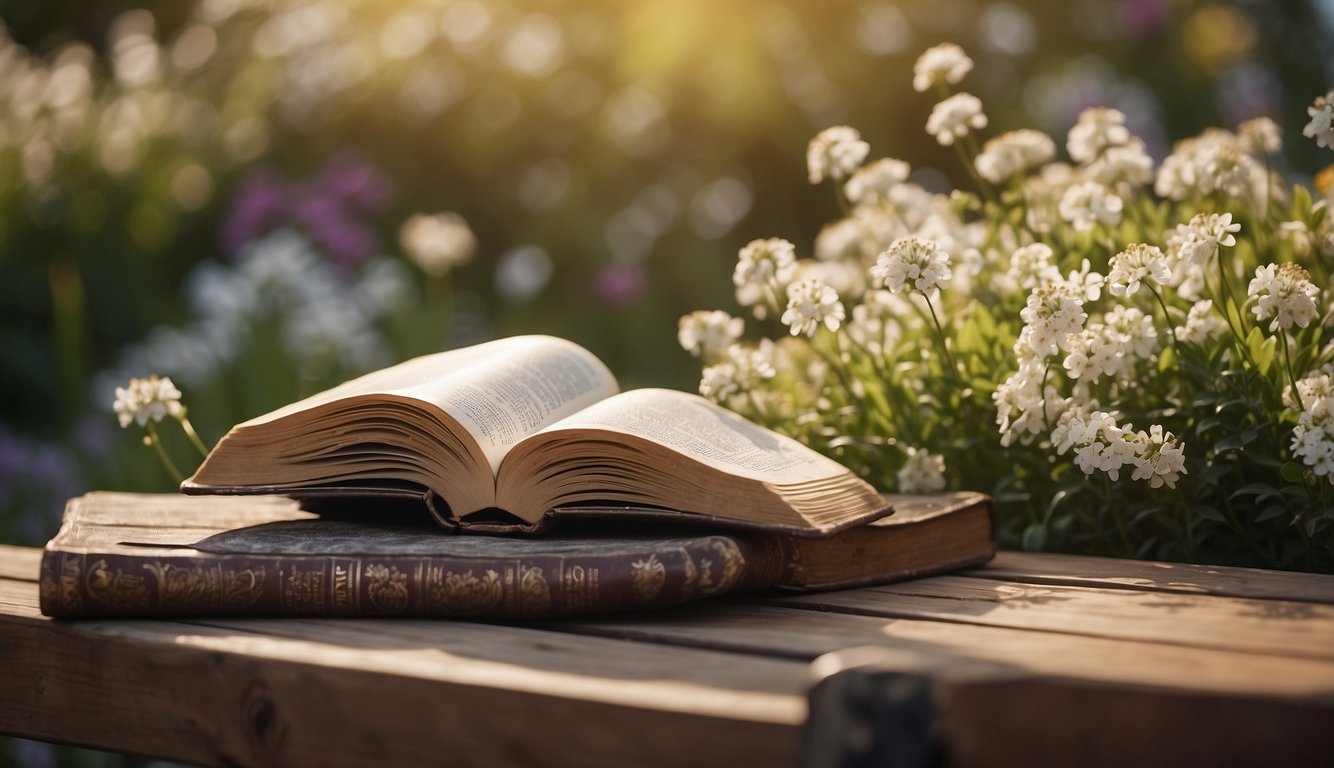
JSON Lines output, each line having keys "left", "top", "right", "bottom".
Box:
{"left": 178, "top": 415, "right": 210, "bottom": 459}
{"left": 145, "top": 421, "right": 184, "bottom": 485}
{"left": 1145, "top": 282, "right": 1182, "bottom": 369}
{"left": 951, "top": 139, "right": 998, "bottom": 207}
{"left": 1213, "top": 246, "right": 1259, "bottom": 369}
{"left": 921, "top": 291, "right": 962, "bottom": 383}
{"left": 1280, "top": 330, "right": 1306, "bottom": 412}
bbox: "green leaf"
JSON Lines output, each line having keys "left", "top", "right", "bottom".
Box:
{"left": 1246, "top": 327, "right": 1276, "bottom": 375}
{"left": 1255, "top": 505, "right": 1288, "bottom": 524}
{"left": 1245, "top": 452, "right": 1286, "bottom": 469}
{"left": 1281, "top": 461, "right": 1307, "bottom": 483}
{"left": 1292, "top": 183, "right": 1313, "bottom": 220}
{"left": 1229, "top": 483, "right": 1281, "bottom": 503}
{"left": 1021, "top": 523, "right": 1048, "bottom": 552}
{"left": 1195, "top": 506, "right": 1228, "bottom": 524}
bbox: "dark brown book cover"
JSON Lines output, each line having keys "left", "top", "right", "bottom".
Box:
{"left": 39, "top": 491, "right": 995, "bottom": 619}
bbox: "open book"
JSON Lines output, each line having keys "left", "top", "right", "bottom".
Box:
{"left": 184, "top": 336, "right": 889, "bottom": 535}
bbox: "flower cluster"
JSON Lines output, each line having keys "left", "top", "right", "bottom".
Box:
{"left": 680, "top": 41, "right": 1334, "bottom": 569}
{"left": 113, "top": 375, "right": 185, "bottom": 428}
{"left": 112, "top": 374, "right": 207, "bottom": 483}
{"left": 399, "top": 212, "right": 478, "bottom": 277}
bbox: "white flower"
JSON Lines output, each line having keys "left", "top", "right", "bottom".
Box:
{"left": 1062, "top": 327, "right": 1117, "bottom": 384}
{"left": 925, "top": 93, "right": 987, "bottom": 146}
{"left": 912, "top": 43, "right": 973, "bottom": 93}
{"left": 844, "top": 158, "right": 911, "bottom": 204}
{"left": 1108, "top": 243, "right": 1171, "bottom": 297}
{"left": 1303, "top": 90, "right": 1334, "bottom": 150}
{"left": 734, "top": 238, "right": 798, "bottom": 317}
{"left": 871, "top": 237, "right": 952, "bottom": 295}
{"left": 113, "top": 374, "right": 185, "bottom": 429}
{"left": 1103, "top": 305, "right": 1160, "bottom": 361}
{"left": 1174, "top": 212, "right": 1241, "bottom": 265}
{"left": 1062, "top": 259, "right": 1105, "bottom": 303}
{"left": 994, "top": 243, "right": 1061, "bottom": 296}
{"left": 1019, "top": 282, "right": 1087, "bottom": 358}
{"left": 847, "top": 289, "right": 911, "bottom": 353}
{"left": 1247, "top": 262, "right": 1320, "bottom": 333}
{"left": 807, "top": 126, "right": 870, "bottom": 184}
{"left": 1066, "top": 107, "right": 1131, "bottom": 164}
{"left": 677, "top": 310, "right": 744, "bottom": 360}
{"left": 781, "top": 278, "right": 845, "bottom": 337}
{"left": 1238, "top": 116, "right": 1282, "bottom": 155}
{"left": 1181, "top": 299, "right": 1228, "bottom": 346}
{"left": 1088, "top": 138, "right": 1154, "bottom": 189}
{"left": 897, "top": 445, "right": 947, "bottom": 492}
{"left": 1290, "top": 372, "right": 1334, "bottom": 481}
{"left": 994, "top": 366, "right": 1067, "bottom": 447}
{"left": 1058, "top": 181, "right": 1122, "bottom": 232}
{"left": 1198, "top": 142, "right": 1260, "bottom": 199}
{"left": 974, "top": 130, "right": 1056, "bottom": 183}
{"left": 699, "top": 362, "right": 741, "bottom": 403}
{"left": 399, "top": 212, "right": 477, "bottom": 277}
{"left": 1128, "top": 425, "right": 1187, "bottom": 489}
{"left": 815, "top": 217, "right": 870, "bottom": 262}
{"left": 1054, "top": 409, "right": 1142, "bottom": 482}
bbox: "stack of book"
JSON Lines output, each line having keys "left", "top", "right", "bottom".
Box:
{"left": 40, "top": 336, "right": 994, "bottom": 619}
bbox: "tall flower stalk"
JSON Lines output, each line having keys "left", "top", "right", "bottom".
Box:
{"left": 113, "top": 375, "right": 209, "bottom": 483}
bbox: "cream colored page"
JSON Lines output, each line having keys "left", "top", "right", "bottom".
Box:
{"left": 240, "top": 336, "right": 619, "bottom": 473}
{"left": 539, "top": 388, "right": 848, "bottom": 483}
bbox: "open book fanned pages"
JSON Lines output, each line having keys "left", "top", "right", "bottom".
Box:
{"left": 39, "top": 491, "right": 995, "bottom": 619}
{"left": 184, "top": 335, "right": 890, "bottom": 536}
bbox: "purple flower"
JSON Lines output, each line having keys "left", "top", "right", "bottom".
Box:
{"left": 221, "top": 168, "right": 289, "bottom": 256}
{"left": 319, "top": 151, "right": 396, "bottom": 211}
{"left": 0, "top": 426, "right": 81, "bottom": 546}
{"left": 592, "top": 261, "right": 648, "bottom": 307}
{"left": 220, "top": 151, "right": 396, "bottom": 273}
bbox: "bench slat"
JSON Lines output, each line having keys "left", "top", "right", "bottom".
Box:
{"left": 765, "top": 575, "right": 1334, "bottom": 660}
{"left": 555, "top": 602, "right": 1334, "bottom": 699}
{"left": 969, "top": 551, "right": 1334, "bottom": 604}
{"left": 0, "top": 544, "right": 40, "bottom": 582}
{"left": 0, "top": 575, "right": 805, "bottom": 768}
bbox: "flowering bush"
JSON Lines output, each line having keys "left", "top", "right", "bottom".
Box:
{"left": 682, "top": 45, "right": 1334, "bottom": 571}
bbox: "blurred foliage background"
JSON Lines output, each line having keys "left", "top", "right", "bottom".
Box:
{"left": 0, "top": 0, "right": 1331, "bottom": 543}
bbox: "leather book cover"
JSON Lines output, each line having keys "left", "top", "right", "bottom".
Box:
{"left": 39, "top": 492, "right": 786, "bottom": 619}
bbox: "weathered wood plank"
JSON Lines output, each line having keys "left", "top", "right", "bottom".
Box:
{"left": 0, "top": 544, "right": 40, "bottom": 582}
{"left": 806, "top": 647, "right": 1331, "bottom": 768}
{"left": 766, "top": 576, "right": 1334, "bottom": 660}
{"left": 557, "top": 602, "right": 1334, "bottom": 700}
{"left": 0, "top": 578, "right": 805, "bottom": 768}
{"left": 970, "top": 551, "right": 1334, "bottom": 604}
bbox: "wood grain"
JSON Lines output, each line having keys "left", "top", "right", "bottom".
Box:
{"left": 559, "top": 602, "right": 1334, "bottom": 699}
{"left": 0, "top": 544, "right": 39, "bottom": 582}
{"left": 768, "top": 576, "right": 1334, "bottom": 660}
{"left": 1, "top": 573, "right": 805, "bottom": 767}
{"left": 971, "top": 551, "right": 1334, "bottom": 604}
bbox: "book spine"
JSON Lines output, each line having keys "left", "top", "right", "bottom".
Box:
{"left": 39, "top": 535, "right": 787, "bottom": 619}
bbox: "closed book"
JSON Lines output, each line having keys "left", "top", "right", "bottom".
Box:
{"left": 39, "top": 491, "right": 995, "bottom": 620}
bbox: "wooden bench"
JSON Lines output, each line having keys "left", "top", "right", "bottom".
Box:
{"left": 3, "top": 542, "right": 1332, "bottom": 766}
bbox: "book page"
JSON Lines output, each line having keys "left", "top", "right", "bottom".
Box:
{"left": 539, "top": 388, "right": 851, "bottom": 483}
{"left": 241, "top": 336, "right": 618, "bottom": 473}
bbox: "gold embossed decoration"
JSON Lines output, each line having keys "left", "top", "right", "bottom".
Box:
{"left": 426, "top": 567, "right": 503, "bottom": 614}
{"left": 630, "top": 554, "right": 667, "bottom": 602}
{"left": 86, "top": 558, "right": 151, "bottom": 613}
{"left": 366, "top": 563, "right": 409, "bottom": 613}
{"left": 685, "top": 539, "right": 745, "bottom": 596}
{"left": 517, "top": 564, "right": 551, "bottom": 615}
